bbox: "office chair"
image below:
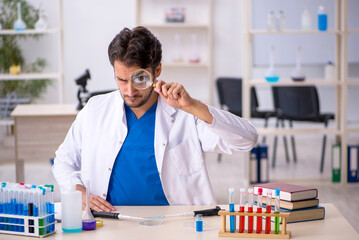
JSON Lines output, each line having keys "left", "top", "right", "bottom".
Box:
{"left": 271, "top": 86, "right": 334, "bottom": 172}
{"left": 216, "top": 77, "right": 276, "bottom": 161}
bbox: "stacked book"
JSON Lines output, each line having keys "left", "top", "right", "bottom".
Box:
{"left": 253, "top": 182, "right": 325, "bottom": 223}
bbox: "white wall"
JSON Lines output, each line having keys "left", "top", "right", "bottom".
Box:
{"left": 20, "top": 0, "right": 359, "bottom": 122}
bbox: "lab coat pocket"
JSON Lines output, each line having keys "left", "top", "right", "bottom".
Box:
{"left": 169, "top": 139, "right": 203, "bottom": 176}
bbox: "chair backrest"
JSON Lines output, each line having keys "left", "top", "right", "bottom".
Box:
{"left": 216, "top": 78, "right": 257, "bottom": 116}
{"left": 271, "top": 86, "right": 320, "bottom": 119}
{"left": 216, "top": 78, "right": 242, "bottom": 115}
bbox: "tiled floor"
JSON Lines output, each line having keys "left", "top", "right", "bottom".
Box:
{"left": 0, "top": 132, "right": 358, "bottom": 233}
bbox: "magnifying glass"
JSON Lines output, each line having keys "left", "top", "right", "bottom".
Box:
{"left": 131, "top": 69, "right": 156, "bottom": 90}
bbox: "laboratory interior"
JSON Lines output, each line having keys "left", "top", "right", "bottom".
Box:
{"left": 0, "top": 0, "right": 359, "bottom": 239}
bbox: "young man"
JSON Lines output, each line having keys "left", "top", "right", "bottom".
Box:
{"left": 53, "top": 26, "right": 258, "bottom": 212}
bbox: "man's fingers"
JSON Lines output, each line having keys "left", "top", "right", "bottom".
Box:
{"left": 96, "top": 196, "right": 116, "bottom": 211}
{"left": 90, "top": 195, "right": 112, "bottom": 212}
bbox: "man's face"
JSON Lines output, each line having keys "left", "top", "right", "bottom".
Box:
{"left": 114, "top": 61, "right": 157, "bottom": 108}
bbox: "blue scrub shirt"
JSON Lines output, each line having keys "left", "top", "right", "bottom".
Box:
{"left": 107, "top": 102, "right": 169, "bottom": 205}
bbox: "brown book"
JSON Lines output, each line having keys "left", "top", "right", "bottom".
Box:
{"left": 254, "top": 182, "right": 318, "bottom": 201}
{"left": 280, "top": 206, "right": 325, "bottom": 223}
{"left": 262, "top": 196, "right": 319, "bottom": 210}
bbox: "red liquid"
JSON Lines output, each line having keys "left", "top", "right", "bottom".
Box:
{"left": 256, "top": 207, "right": 262, "bottom": 233}
{"left": 239, "top": 206, "right": 245, "bottom": 233}
{"left": 265, "top": 205, "right": 271, "bottom": 234}
{"left": 248, "top": 207, "right": 253, "bottom": 233}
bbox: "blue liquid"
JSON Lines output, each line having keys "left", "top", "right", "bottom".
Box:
{"left": 62, "top": 227, "right": 82, "bottom": 233}
{"left": 318, "top": 14, "right": 327, "bottom": 31}
{"left": 229, "top": 203, "right": 235, "bottom": 233}
{"left": 265, "top": 76, "right": 280, "bottom": 83}
{"left": 196, "top": 220, "right": 203, "bottom": 232}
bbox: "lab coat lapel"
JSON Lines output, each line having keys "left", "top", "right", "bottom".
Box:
{"left": 155, "top": 97, "right": 176, "bottom": 173}
{"left": 108, "top": 92, "right": 128, "bottom": 168}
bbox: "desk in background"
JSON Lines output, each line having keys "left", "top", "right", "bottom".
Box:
{"left": 1, "top": 203, "right": 357, "bottom": 240}
{"left": 11, "top": 104, "right": 77, "bottom": 182}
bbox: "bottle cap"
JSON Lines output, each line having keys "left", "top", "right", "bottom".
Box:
{"left": 240, "top": 188, "right": 246, "bottom": 193}
{"left": 275, "top": 188, "right": 280, "bottom": 196}
{"left": 248, "top": 188, "right": 253, "bottom": 194}
{"left": 228, "top": 187, "right": 235, "bottom": 194}
{"left": 258, "top": 188, "right": 263, "bottom": 195}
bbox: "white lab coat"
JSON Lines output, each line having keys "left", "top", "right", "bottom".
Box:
{"left": 52, "top": 90, "right": 258, "bottom": 205}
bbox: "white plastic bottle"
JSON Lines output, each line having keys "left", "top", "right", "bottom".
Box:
{"left": 276, "top": 10, "right": 286, "bottom": 31}
{"left": 301, "top": 8, "right": 312, "bottom": 30}
{"left": 267, "top": 10, "right": 276, "bottom": 31}
{"left": 61, "top": 183, "right": 82, "bottom": 233}
{"left": 325, "top": 61, "right": 335, "bottom": 80}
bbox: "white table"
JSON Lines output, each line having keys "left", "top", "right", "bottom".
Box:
{"left": 0, "top": 204, "right": 357, "bottom": 240}
{"left": 11, "top": 104, "right": 77, "bottom": 182}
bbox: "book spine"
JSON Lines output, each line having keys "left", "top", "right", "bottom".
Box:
{"left": 331, "top": 143, "right": 341, "bottom": 183}
{"left": 259, "top": 144, "right": 269, "bottom": 183}
{"left": 348, "top": 145, "right": 359, "bottom": 183}
{"left": 250, "top": 145, "right": 259, "bottom": 184}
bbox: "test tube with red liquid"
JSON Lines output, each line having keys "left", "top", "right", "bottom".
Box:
{"left": 239, "top": 188, "right": 246, "bottom": 233}
{"left": 256, "top": 188, "right": 263, "bottom": 233}
{"left": 247, "top": 188, "right": 254, "bottom": 233}
{"left": 265, "top": 190, "right": 272, "bottom": 234}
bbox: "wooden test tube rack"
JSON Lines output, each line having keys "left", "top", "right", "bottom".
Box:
{"left": 218, "top": 210, "right": 291, "bottom": 239}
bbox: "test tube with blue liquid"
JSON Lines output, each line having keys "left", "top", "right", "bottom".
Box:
{"left": 274, "top": 189, "right": 280, "bottom": 234}
{"left": 228, "top": 187, "right": 235, "bottom": 233}
{"left": 195, "top": 214, "right": 203, "bottom": 232}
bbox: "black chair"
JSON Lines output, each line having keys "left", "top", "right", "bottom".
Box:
{"left": 216, "top": 78, "right": 276, "bottom": 161}
{"left": 271, "top": 86, "right": 334, "bottom": 172}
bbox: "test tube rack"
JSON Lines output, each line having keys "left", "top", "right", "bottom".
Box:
{"left": 0, "top": 213, "right": 55, "bottom": 238}
{"left": 218, "top": 210, "right": 291, "bottom": 239}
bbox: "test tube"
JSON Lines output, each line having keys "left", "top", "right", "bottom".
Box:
{"left": 239, "top": 188, "right": 246, "bottom": 233}
{"left": 265, "top": 190, "right": 272, "bottom": 234}
{"left": 274, "top": 189, "right": 280, "bottom": 234}
{"left": 256, "top": 188, "right": 263, "bottom": 233}
{"left": 195, "top": 214, "right": 203, "bottom": 232}
{"left": 247, "top": 188, "right": 254, "bottom": 233}
{"left": 0, "top": 186, "right": 3, "bottom": 214}
{"left": 228, "top": 187, "right": 235, "bottom": 233}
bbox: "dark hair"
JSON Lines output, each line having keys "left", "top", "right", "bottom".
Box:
{"left": 108, "top": 26, "right": 162, "bottom": 69}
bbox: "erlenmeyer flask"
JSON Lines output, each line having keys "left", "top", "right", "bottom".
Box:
{"left": 82, "top": 178, "right": 96, "bottom": 230}
{"left": 14, "top": 2, "right": 27, "bottom": 31}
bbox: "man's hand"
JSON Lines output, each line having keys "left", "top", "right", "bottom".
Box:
{"left": 154, "top": 80, "right": 194, "bottom": 110}
{"left": 154, "top": 80, "right": 213, "bottom": 124}
{"left": 76, "top": 185, "right": 116, "bottom": 212}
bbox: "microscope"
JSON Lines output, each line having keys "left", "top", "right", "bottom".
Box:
{"left": 75, "top": 69, "right": 91, "bottom": 110}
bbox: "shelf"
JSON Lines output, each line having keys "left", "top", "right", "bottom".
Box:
{"left": 347, "top": 78, "right": 359, "bottom": 85}
{"left": 348, "top": 29, "right": 359, "bottom": 33}
{"left": 141, "top": 23, "right": 209, "bottom": 29}
{"left": 162, "top": 62, "right": 208, "bottom": 68}
{"left": 0, "top": 73, "right": 61, "bottom": 81}
{"left": 257, "top": 127, "right": 340, "bottom": 136}
{"left": 249, "top": 79, "right": 339, "bottom": 86}
{"left": 249, "top": 29, "right": 340, "bottom": 35}
{"left": 347, "top": 127, "right": 359, "bottom": 133}
{"left": 0, "top": 29, "right": 60, "bottom": 35}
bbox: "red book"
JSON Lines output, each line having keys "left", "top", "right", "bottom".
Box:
{"left": 253, "top": 182, "right": 318, "bottom": 201}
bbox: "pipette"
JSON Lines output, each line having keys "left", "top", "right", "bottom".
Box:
{"left": 147, "top": 206, "right": 221, "bottom": 219}
{"left": 91, "top": 211, "right": 147, "bottom": 221}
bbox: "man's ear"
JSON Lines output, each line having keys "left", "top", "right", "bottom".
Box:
{"left": 155, "top": 63, "right": 162, "bottom": 78}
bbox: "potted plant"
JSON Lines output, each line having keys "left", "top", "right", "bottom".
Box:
{"left": 0, "top": 0, "right": 51, "bottom": 119}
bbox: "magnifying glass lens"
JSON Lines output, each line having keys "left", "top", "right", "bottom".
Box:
{"left": 131, "top": 69, "right": 152, "bottom": 90}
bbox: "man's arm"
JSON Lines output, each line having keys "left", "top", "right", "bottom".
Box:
{"left": 154, "top": 80, "right": 213, "bottom": 123}
{"left": 154, "top": 79, "right": 258, "bottom": 152}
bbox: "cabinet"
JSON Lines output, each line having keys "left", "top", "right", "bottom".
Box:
{"left": 241, "top": 0, "right": 354, "bottom": 184}
{"left": 0, "top": 0, "right": 64, "bottom": 104}
{"left": 136, "top": 0, "right": 213, "bottom": 104}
